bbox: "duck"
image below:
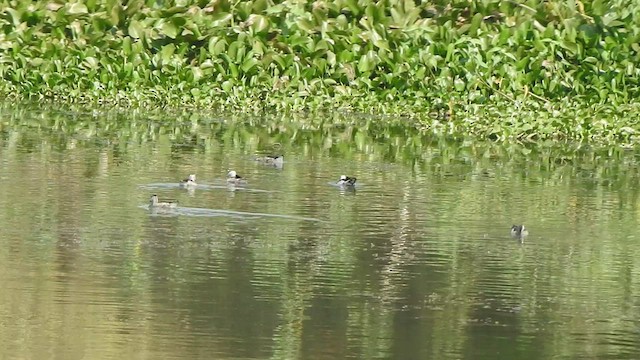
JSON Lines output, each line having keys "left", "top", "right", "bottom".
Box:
{"left": 337, "top": 175, "right": 357, "bottom": 187}
{"left": 255, "top": 154, "right": 284, "bottom": 167}
{"left": 149, "top": 194, "right": 177, "bottom": 209}
{"left": 179, "top": 174, "right": 197, "bottom": 187}
{"left": 227, "top": 170, "right": 246, "bottom": 185}
{"left": 510, "top": 225, "right": 529, "bottom": 238}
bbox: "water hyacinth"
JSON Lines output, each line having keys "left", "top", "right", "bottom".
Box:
{"left": 0, "top": 0, "right": 639, "bottom": 142}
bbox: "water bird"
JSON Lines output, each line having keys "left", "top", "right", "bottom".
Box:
{"left": 337, "top": 175, "right": 357, "bottom": 187}
{"left": 227, "top": 170, "right": 247, "bottom": 185}
{"left": 179, "top": 174, "right": 197, "bottom": 187}
{"left": 510, "top": 225, "right": 529, "bottom": 239}
{"left": 255, "top": 154, "right": 284, "bottom": 167}
{"left": 149, "top": 194, "right": 177, "bottom": 209}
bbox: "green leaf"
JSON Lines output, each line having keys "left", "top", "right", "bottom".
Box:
{"left": 192, "top": 67, "right": 203, "bottom": 82}
{"left": 161, "top": 22, "right": 178, "bottom": 39}
{"left": 344, "top": 0, "right": 360, "bottom": 15}
{"left": 227, "top": 41, "right": 238, "bottom": 60}
{"left": 445, "top": 43, "right": 455, "bottom": 62}
{"left": 228, "top": 62, "right": 238, "bottom": 78}
{"left": 30, "top": 58, "right": 44, "bottom": 67}
{"left": 327, "top": 51, "right": 336, "bottom": 66}
{"left": 358, "top": 54, "right": 372, "bottom": 73}
{"left": 161, "top": 44, "right": 175, "bottom": 63}
{"left": 296, "top": 19, "right": 315, "bottom": 33}
{"left": 271, "top": 54, "right": 286, "bottom": 69}
{"left": 373, "top": 38, "right": 389, "bottom": 51}
{"left": 315, "top": 39, "right": 329, "bottom": 51}
{"left": 323, "top": 78, "right": 337, "bottom": 86}
{"left": 454, "top": 78, "right": 465, "bottom": 91}
{"left": 230, "top": 41, "right": 246, "bottom": 62}
{"left": 602, "top": 12, "right": 618, "bottom": 26}
{"left": 208, "top": 37, "right": 219, "bottom": 54}
{"left": 251, "top": 40, "right": 266, "bottom": 56}
{"left": 237, "top": 2, "right": 252, "bottom": 18}
{"left": 221, "top": 80, "right": 233, "bottom": 92}
{"left": 265, "top": 4, "right": 285, "bottom": 14}
{"left": 210, "top": 38, "right": 227, "bottom": 55}
{"left": 390, "top": 8, "right": 403, "bottom": 27}
{"left": 249, "top": 15, "right": 269, "bottom": 33}
{"left": 124, "top": 0, "right": 143, "bottom": 16}
{"left": 313, "top": 58, "right": 327, "bottom": 72}
{"left": 122, "top": 36, "right": 132, "bottom": 55}
{"left": 338, "top": 50, "right": 354, "bottom": 62}
{"left": 211, "top": 12, "right": 232, "bottom": 27}
{"left": 468, "top": 13, "right": 483, "bottom": 34}
{"left": 109, "top": 4, "right": 121, "bottom": 26}
{"left": 5, "top": 8, "right": 21, "bottom": 26}
{"left": 67, "top": 2, "right": 88, "bottom": 15}
{"left": 591, "top": 0, "right": 605, "bottom": 16}
{"left": 241, "top": 57, "right": 259, "bottom": 73}
{"left": 128, "top": 20, "right": 143, "bottom": 39}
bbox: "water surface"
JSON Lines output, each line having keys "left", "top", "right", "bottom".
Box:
{"left": 1, "top": 104, "right": 640, "bottom": 359}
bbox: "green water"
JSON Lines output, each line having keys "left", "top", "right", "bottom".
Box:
{"left": 0, "top": 104, "right": 639, "bottom": 359}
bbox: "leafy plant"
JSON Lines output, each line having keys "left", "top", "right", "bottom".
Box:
{"left": 0, "top": 0, "right": 639, "bottom": 143}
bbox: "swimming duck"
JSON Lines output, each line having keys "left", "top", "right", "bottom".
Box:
{"left": 337, "top": 175, "right": 357, "bottom": 186}
{"left": 510, "top": 225, "right": 529, "bottom": 238}
{"left": 255, "top": 155, "right": 284, "bottom": 167}
{"left": 227, "top": 170, "right": 246, "bottom": 185}
{"left": 149, "top": 194, "right": 177, "bottom": 209}
{"left": 179, "top": 174, "right": 197, "bottom": 187}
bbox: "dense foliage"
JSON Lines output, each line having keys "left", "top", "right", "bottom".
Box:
{"left": 1, "top": 0, "right": 639, "bottom": 141}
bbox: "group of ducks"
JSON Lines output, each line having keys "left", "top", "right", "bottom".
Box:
{"left": 148, "top": 154, "right": 358, "bottom": 208}
{"left": 147, "top": 154, "right": 526, "bottom": 240}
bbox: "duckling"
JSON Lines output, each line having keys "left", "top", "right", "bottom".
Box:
{"left": 255, "top": 155, "right": 284, "bottom": 167}
{"left": 337, "top": 175, "right": 357, "bottom": 187}
{"left": 227, "top": 170, "right": 246, "bottom": 185}
{"left": 510, "top": 225, "right": 529, "bottom": 238}
{"left": 179, "top": 174, "right": 197, "bottom": 187}
{"left": 149, "top": 194, "right": 177, "bottom": 209}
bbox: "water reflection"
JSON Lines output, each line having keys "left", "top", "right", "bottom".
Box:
{"left": 1, "top": 103, "right": 640, "bottom": 359}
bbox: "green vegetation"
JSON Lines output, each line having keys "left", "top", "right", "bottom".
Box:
{"left": 1, "top": 0, "right": 639, "bottom": 142}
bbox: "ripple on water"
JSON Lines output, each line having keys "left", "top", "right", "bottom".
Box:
{"left": 141, "top": 182, "right": 276, "bottom": 193}
{"left": 598, "top": 327, "right": 640, "bottom": 349}
{"left": 141, "top": 204, "right": 325, "bottom": 222}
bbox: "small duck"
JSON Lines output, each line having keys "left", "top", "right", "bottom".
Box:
{"left": 149, "top": 194, "right": 177, "bottom": 209}
{"left": 227, "top": 170, "right": 246, "bottom": 185}
{"left": 510, "top": 225, "right": 529, "bottom": 238}
{"left": 337, "top": 175, "right": 357, "bottom": 187}
{"left": 255, "top": 155, "right": 284, "bottom": 167}
{"left": 179, "top": 174, "right": 197, "bottom": 187}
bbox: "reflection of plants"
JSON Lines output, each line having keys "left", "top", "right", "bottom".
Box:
{"left": 1, "top": 0, "right": 639, "bottom": 118}
{"left": 2, "top": 103, "right": 639, "bottom": 187}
